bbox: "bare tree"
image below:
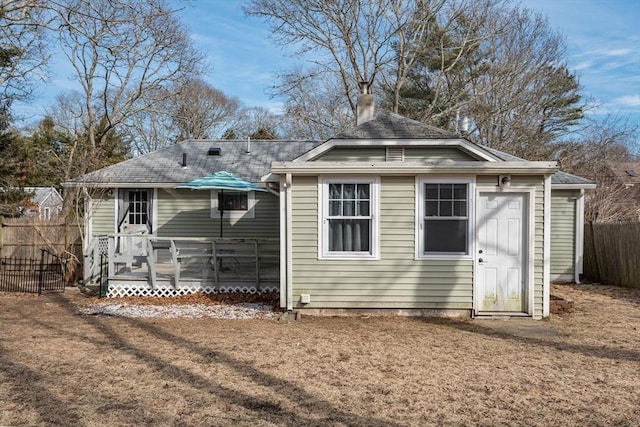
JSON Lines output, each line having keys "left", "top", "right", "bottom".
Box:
{"left": 555, "top": 114, "right": 639, "bottom": 222}
{"left": 168, "top": 78, "right": 241, "bottom": 141}
{"left": 394, "top": 2, "right": 584, "bottom": 157}
{"left": 47, "top": 0, "right": 204, "bottom": 176}
{"left": 232, "top": 106, "right": 283, "bottom": 140}
{"left": 0, "top": 0, "right": 49, "bottom": 110}
{"left": 245, "top": 0, "right": 447, "bottom": 119}
{"left": 248, "top": 0, "right": 583, "bottom": 156}
{"left": 121, "top": 87, "right": 177, "bottom": 156}
{"left": 122, "top": 79, "right": 243, "bottom": 155}
{"left": 278, "top": 67, "right": 354, "bottom": 140}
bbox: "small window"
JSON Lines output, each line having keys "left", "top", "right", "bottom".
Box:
{"left": 418, "top": 179, "right": 473, "bottom": 257}
{"left": 220, "top": 192, "right": 248, "bottom": 211}
{"left": 320, "top": 178, "right": 379, "bottom": 259}
{"left": 128, "top": 190, "right": 148, "bottom": 225}
{"left": 44, "top": 207, "right": 51, "bottom": 220}
{"left": 211, "top": 190, "right": 255, "bottom": 219}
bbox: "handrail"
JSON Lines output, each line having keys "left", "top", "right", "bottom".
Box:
{"left": 98, "top": 234, "right": 279, "bottom": 292}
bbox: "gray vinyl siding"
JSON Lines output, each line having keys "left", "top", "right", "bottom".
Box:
{"left": 404, "top": 147, "right": 479, "bottom": 161}
{"left": 91, "top": 194, "right": 115, "bottom": 235}
{"left": 477, "top": 175, "right": 545, "bottom": 317}
{"left": 290, "top": 175, "right": 474, "bottom": 309}
{"left": 313, "top": 147, "right": 386, "bottom": 161}
{"left": 313, "top": 146, "right": 480, "bottom": 162}
{"left": 156, "top": 189, "right": 280, "bottom": 239}
{"left": 90, "top": 189, "right": 279, "bottom": 239}
{"left": 550, "top": 190, "right": 577, "bottom": 279}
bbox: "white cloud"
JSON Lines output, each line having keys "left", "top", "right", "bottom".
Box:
{"left": 614, "top": 95, "right": 640, "bottom": 108}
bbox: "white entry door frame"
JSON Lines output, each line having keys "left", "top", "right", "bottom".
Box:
{"left": 474, "top": 187, "right": 536, "bottom": 316}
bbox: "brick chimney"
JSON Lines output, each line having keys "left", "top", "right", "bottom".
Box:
{"left": 356, "top": 81, "right": 374, "bottom": 125}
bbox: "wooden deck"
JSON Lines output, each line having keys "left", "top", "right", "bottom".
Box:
{"left": 84, "top": 236, "right": 280, "bottom": 297}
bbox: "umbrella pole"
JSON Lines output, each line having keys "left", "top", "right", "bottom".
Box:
{"left": 219, "top": 189, "right": 223, "bottom": 238}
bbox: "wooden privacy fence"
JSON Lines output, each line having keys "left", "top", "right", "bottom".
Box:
{"left": 583, "top": 222, "right": 640, "bottom": 288}
{"left": 0, "top": 216, "right": 83, "bottom": 282}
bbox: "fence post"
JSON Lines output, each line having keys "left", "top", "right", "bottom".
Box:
{"left": 38, "top": 249, "right": 45, "bottom": 294}
{"left": 0, "top": 216, "right": 3, "bottom": 259}
{"left": 589, "top": 221, "right": 601, "bottom": 282}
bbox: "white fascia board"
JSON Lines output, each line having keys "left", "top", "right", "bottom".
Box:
{"left": 261, "top": 172, "right": 279, "bottom": 183}
{"left": 271, "top": 161, "right": 558, "bottom": 175}
{"left": 65, "top": 182, "right": 206, "bottom": 189}
{"left": 551, "top": 183, "right": 597, "bottom": 190}
{"left": 293, "top": 138, "right": 501, "bottom": 162}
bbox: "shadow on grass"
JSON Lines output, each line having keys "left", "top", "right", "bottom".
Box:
{"left": 45, "top": 293, "right": 399, "bottom": 427}
{"left": 0, "top": 342, "right": 86, "bottom": 427}
{"left": 415, "top": 318, "right": 640, "bottom": 362}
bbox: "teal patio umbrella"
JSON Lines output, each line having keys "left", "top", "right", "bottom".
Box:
{"left": 177, "top": 171, "right": 268, "bottom": 237}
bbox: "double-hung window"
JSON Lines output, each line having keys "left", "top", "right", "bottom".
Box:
{"left": 320, "top": 178, "right": 379, "bottom": 259}
{"left": 418, "top": 179, "right": 473, "bottom": 257}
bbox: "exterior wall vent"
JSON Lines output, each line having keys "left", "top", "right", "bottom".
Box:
{"left": 386, "top": 146, "right": 404, "bottom": 162}
{"left": 208, "top": 147, "right": 221, "bottom": 156}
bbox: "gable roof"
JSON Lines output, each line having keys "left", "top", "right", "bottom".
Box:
{"left": 24, "top": 187, "right": 63, "bottom": 204}
{"left": 335, "top": 110, "right": 458, "bottom": 139}
{"left": 65, "top": 140, "right": 320, "bottom": 188}
{"left": 608, "top": 162, "right": 640, "bottom": 185}
{"left": 295, "top": 110, "right": 501, "bottom": 162}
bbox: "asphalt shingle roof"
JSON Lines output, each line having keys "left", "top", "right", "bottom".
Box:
{"left": 68, "top": 114, "right": 593, "bottom": 188}
{"left": 483, "top": 147, "right": 594, "bottom": 186}
{"left": 335, "top": 110, "right": 458, "bottom": 139}
{"left": 70, "top": 139, "right": 320, "bottom": 185}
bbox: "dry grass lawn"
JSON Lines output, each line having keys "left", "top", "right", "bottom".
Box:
{"left": 1, "top": 283, "right": 639, "bottom": 426}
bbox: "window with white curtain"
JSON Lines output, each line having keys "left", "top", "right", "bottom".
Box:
{"left": 320, "top": 177, "right": 379, "bottom": 259}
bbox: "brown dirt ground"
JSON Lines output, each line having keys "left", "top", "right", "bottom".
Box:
{"left": 0, "top": 283, "right": 638, "bottom": 426}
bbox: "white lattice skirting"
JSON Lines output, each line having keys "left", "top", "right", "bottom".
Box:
{"left": 106, "top": 284, "right": 279, "bottom": 298}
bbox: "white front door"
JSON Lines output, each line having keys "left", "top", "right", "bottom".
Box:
{"left": 476, "top": 192, "right": 528, "bottom": 313}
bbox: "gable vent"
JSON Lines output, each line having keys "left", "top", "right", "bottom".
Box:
{"left": 208, "top": 147, "right": 221, "bottom": 156}
{"left": 386, "top": 146, "right": 404, "bottom": 162}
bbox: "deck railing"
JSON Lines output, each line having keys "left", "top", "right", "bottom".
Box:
{"left": 84, "top": 235, "right": 280, "bottom": 294}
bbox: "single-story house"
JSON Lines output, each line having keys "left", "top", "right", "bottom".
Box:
{"left": 23, "top": 187, "right": 64, "bottom": 220}
{"left": 65, "top": 91, "right": 594, "bottom": 318}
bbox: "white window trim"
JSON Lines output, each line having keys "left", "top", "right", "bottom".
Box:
{"left": 114, "top": 188, "right": 157, "bottom": 236}
{"left": 318, "top": 176, "right": 380, "bottom": 260}
{"left": 415, "top": 176, "right": 475, "bottom": 260}
{"left": 211, "top": 190, "right": 256, "bottom": 219}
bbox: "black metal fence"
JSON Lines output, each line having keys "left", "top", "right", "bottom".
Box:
{"left": 0, "top": 249, "right": 65, "bottom": 294}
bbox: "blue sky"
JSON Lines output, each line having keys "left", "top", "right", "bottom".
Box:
{"left": 15, "top": 0, "right": 640, "bottom": 130}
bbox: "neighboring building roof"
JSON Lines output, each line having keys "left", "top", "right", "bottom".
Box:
{"left": 335, "top": 111, "right": 458, "bottom": 139}
{"left": 608, "top": 162, "right": 640, "bottom": 186}
{"left": 550, "top": 171, "right": 596, "bottom": 188}
{"left": 66, "top": 140, "right": 321, "bottom": 187}
{"left": 23, "top": 187, "right": 63, "bottom": 204}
